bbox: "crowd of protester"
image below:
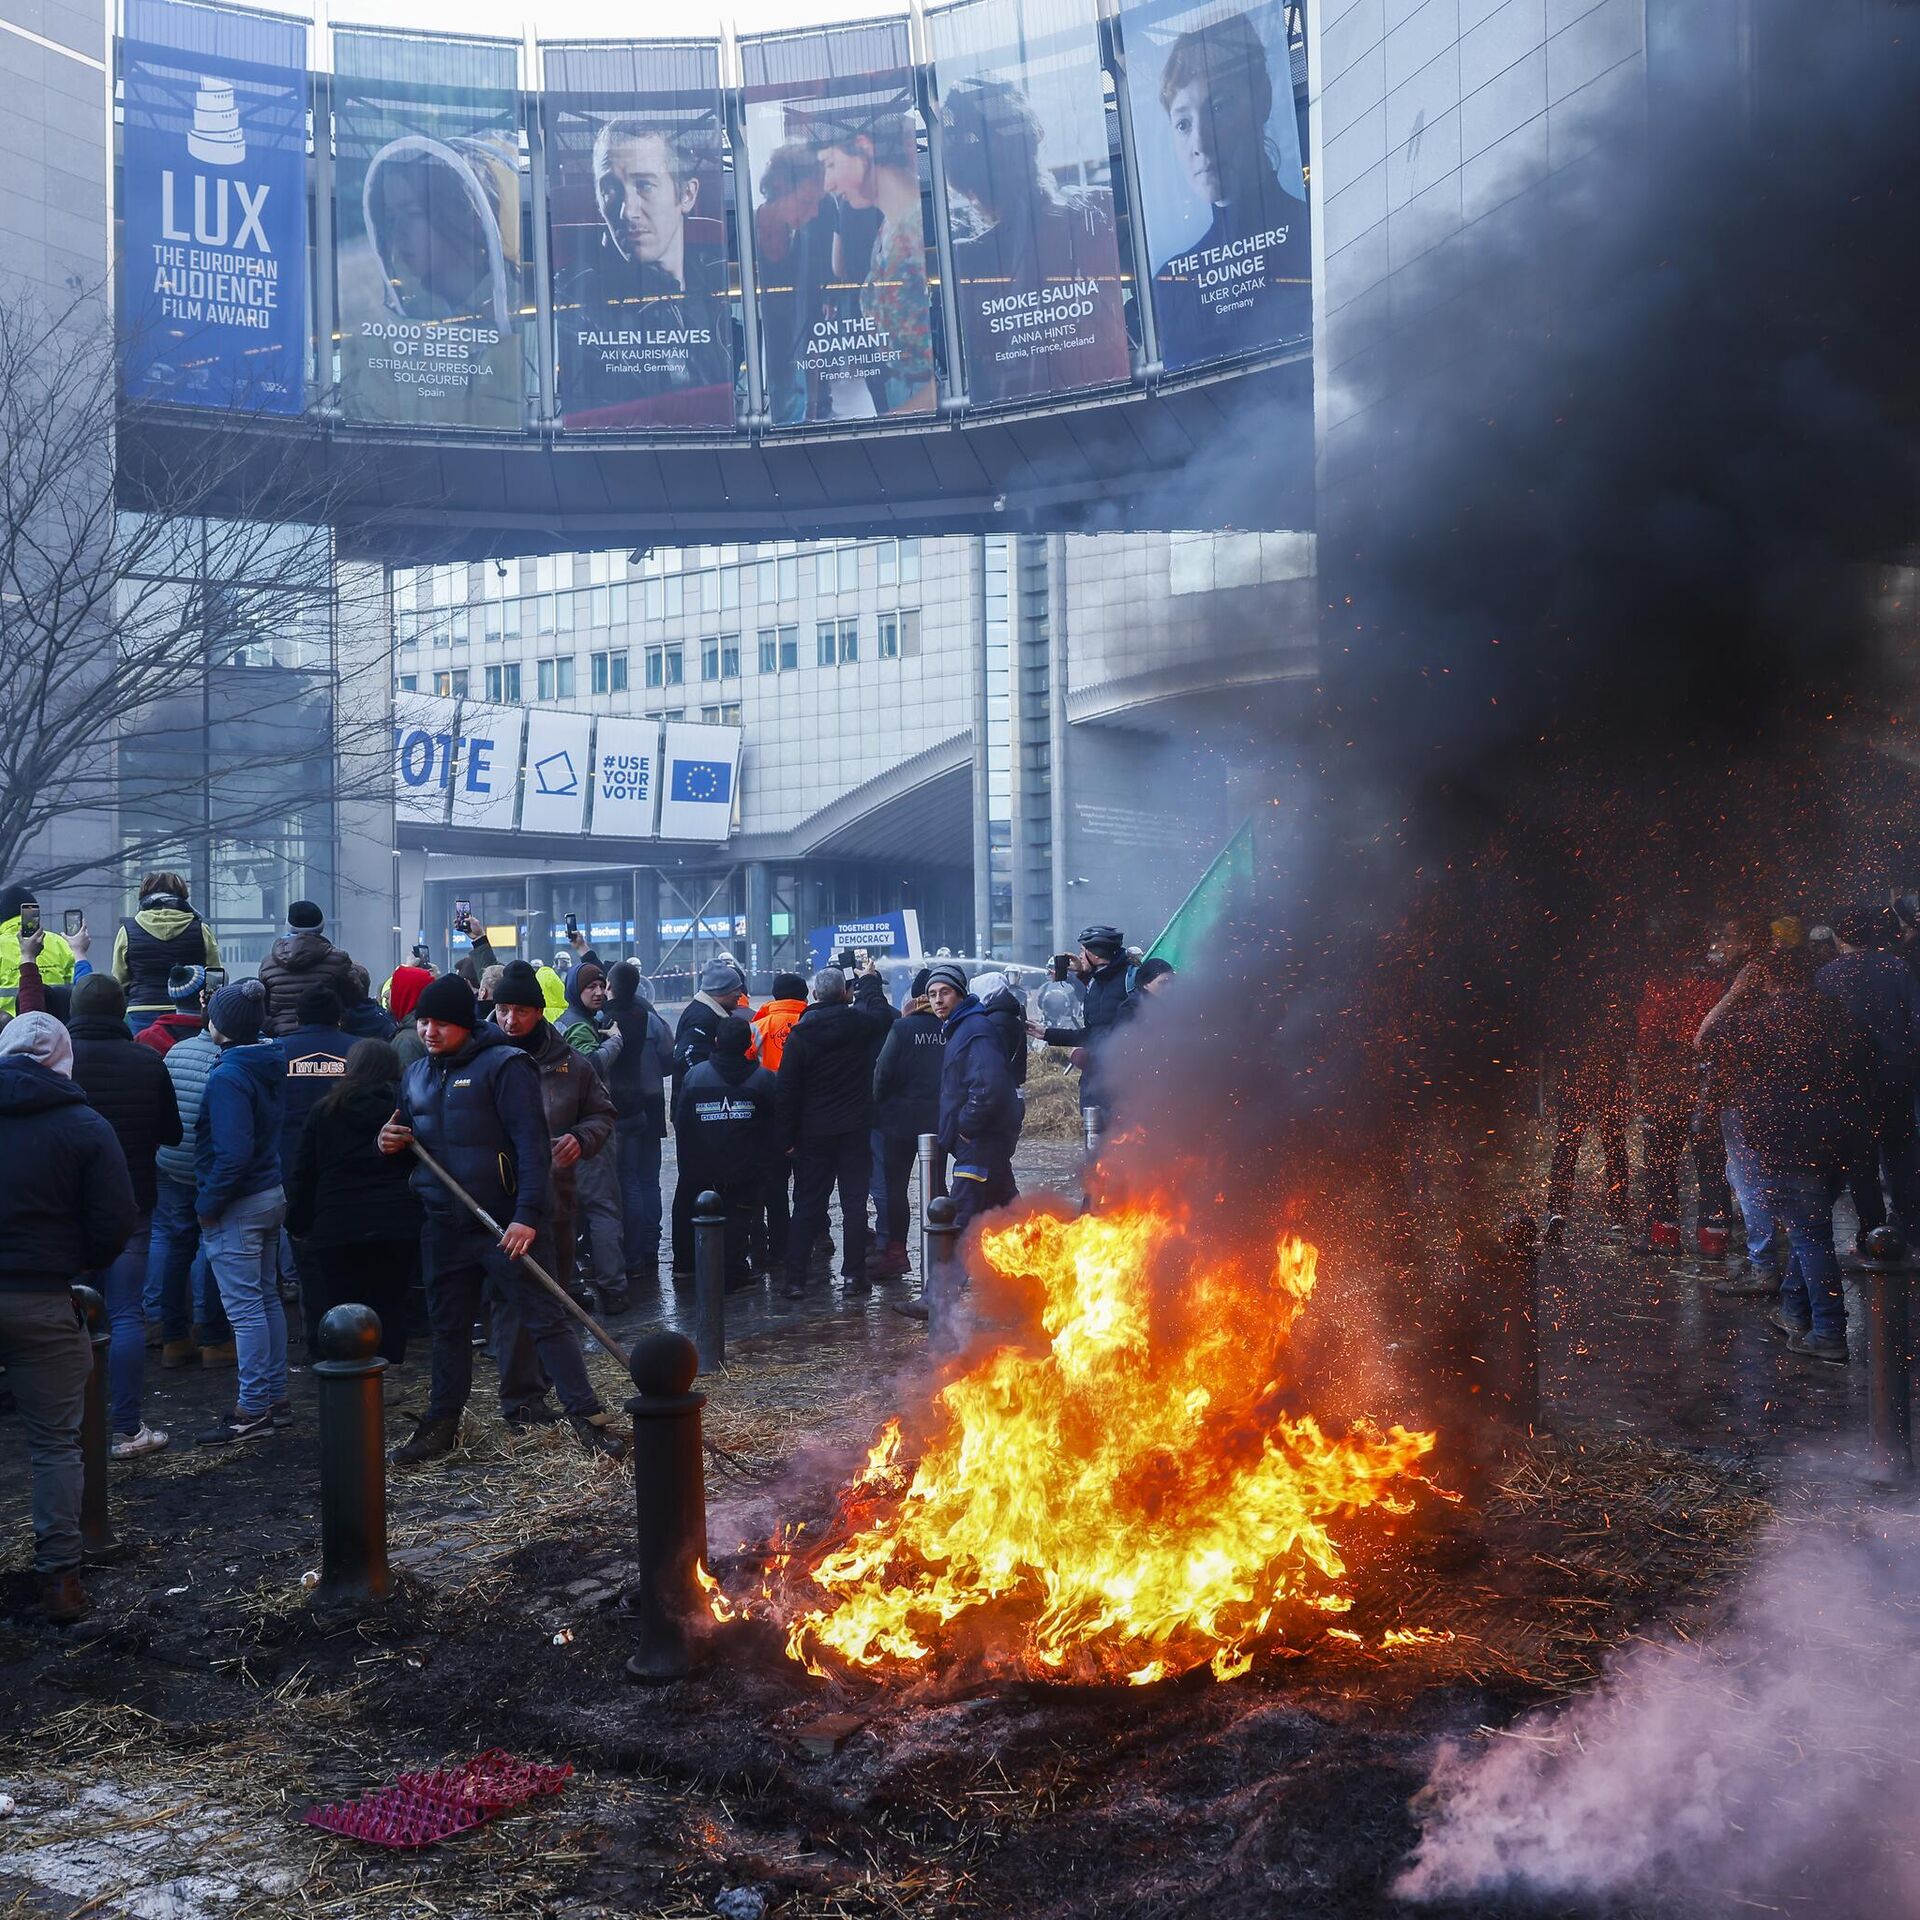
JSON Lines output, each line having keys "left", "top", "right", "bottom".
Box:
{"left": 0, "top": 875, "right": 1169, "bottom": 1624}
{"left": 1545, "top": 901, "right": 1920, "bottom": 1367}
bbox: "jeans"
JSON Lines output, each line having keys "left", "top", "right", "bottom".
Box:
{"left": 788, "top": 1131, "right": 870, "bottom": 1287}
{"left": 0, "top": 1290, "right": 93, "bottom": 1574}
{"left": 1721, "top": 1110, "right": 1778, "bottom": 1269}
{"left": 96, "top": 1207, "right": 151, "bottom": 1436}
{"left": 876, "top": 1132, "right": 919, "bottom": 1248}
{"left": 146, "top": 1174, "right": 229, "bottom": 1343}
{"left": 424, "top": 1222, "right": 602, "bottom": 1423}
{"left": 614, "top": 1124, "right": 662, "bottom": 1279}
{"left": 202, "top": 1185, "right": 290, "bottom": 1415}
{"left": 1769, "top": 1167, "right": 1846, "bottom": 1343}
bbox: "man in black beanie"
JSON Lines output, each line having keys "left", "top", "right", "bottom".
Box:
{"left": 272, "top": 983, "right": 356, "bottom": 1350}
{"left": 378, "top": 973, "right": 622, "bottom": 1462}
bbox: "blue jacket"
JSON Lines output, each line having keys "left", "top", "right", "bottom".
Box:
{"left": 0, "top": 1056, "right": 138, "bottom": 1290}
{"left": 1816, "top": 951, "right": 1920, "bottom": 1087}
{"left": 399, "top": 1022, "right": 550, "bottom": 1230}
{"left": 195, "top": 1041, "right": 287, "bottom": 1220}
{"left": 274, "top": 1021, "right": 356, "bottom": 1168}
{"left": 157, "top": 1030, "right": 218, "bottom": 1187}
{"left": 340, "top": 997, "right": 397, "bottom": 1042}
{"left": 937, "top": 996, "right": 1021, "bottom": 1164}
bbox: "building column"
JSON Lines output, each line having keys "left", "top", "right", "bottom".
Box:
{"left": 744, "top": 860, "right": 773, "bottom": 992}
{"left": 631, "top": 868, "right": 660, "bottom": 975}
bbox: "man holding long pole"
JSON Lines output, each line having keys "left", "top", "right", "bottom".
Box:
{"left": 377, "top": 974, "right": 624, "bottom": 1465}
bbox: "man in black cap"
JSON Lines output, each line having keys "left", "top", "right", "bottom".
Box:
{"left": 256, "top": 901, "right": 356, "bottom": 1039}
{"left": 925, "top": 962, "right": 1020, "bottom": 1234}
{"left": 1039, "top": 925, "right": 1139, "bottom": 1117}
{"left": 775, "top": 964, "right": 894, "bottom": 1298}
{"left": 669, "top": 956, "right": 750, "bottom": 1280}
{"left": 273, "top": 984, "right": 356, "bottom": 1349}
{"left": 378, "top": 973, "right": 622, "bottom": 1463}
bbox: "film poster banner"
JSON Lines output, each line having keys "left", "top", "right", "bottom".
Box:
{"left": 119, "top": 9, "right": 308, "bottom": 414}
{"left": 740, "top": 21, "right": 938, "bottom": 426}
{"left": 590, "top": 716, "right": 661, "bottom": 838}
{"left": 333, "top": 31, "right": 526, "bottom": 429}
{"left": 543, "top": 41, "right": 736, "bottom": 430}
{"left": 927, "top": 0, "right": 1130, "bottom": 406}
{"left": 1116, "top": 0, "right": 1309, "bottom": 371}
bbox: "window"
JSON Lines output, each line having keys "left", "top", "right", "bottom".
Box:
{"left": 758, "top": 624, "right": 799, "bottom": 672}
{"left": 697, "top": 570, "right": 717, "bottom": 615}
{"left": 899, "top": 537, "right": 922, "bottom": 586}
{"left": 451, "top": 604, "right": 471, "bottom": 643}
{"left": 757, "top": 627, "right": 778, "bottom": 673}
{"left": 778, "top": 554, "right": 797, "bottom": 599}
{"left": 878, "top": 613, "right": 899, "bottom": 659}
{"left": 899, "top": 607, "right": 921, "bottom": 657}
{"left": 815, "top": 549, "right": 835, "bottom": 594}
{"left": 701, "top": 702, "right": 742, "bottom": 726}
{"left": 504, "top": 599, "right": 523, "bottom": 640}
{"left": 839, "top": 616, "right": 859, "bottom": 663}
{"left": 757, "top": 556, "right": 775, "bottom": 600}
{"left": 589, "top": 550, "right": 611, "bottom": 584}
{"left": 817, "top": 619, "right": 837, "bottom": 666}
{"left": 664, "top": 575, "right": 684, "bottom": 620}
{"left": 838, "top": 545, "right": 859, "bottom": 593}
{"left": 591, "top": 650, "right": 627, "bottom": 694}
{"left": 485, "top": 662, "right": 522, "bottom": 702}
{"left": 642, "top": 578, "right": 664, "bottom": 623}
{"left": 433, "top": 668, "right": 469, "bottom": 697}
{"left": 397, "top": 673, "right": 418, "bottom": 691}
{"left": 482, "top": 599, "right": 503, "bottom": 641}
{"left": 557, "top": 593, "right": 578, "bottom": 633}
{"left": 536, "top": 555, "right": 557, "bottom": 593}
{"left": 590, "top": 585, "right": 610, "bottom": 630}
{"left": 707, "top": 634, "right": 739, "bottom": 679}
{"left": 722, "top": 634, "right": 740, "bottom": 678}
{"left": 720, "top": 568, "right": 739, "bottom": 613}
{"left": 878, "top": 541, "right": 897, "bottom": 588}
{"left": 702, "top": 637, "right": 720, "bottom": 681}
{"left": 646, "top": 644, "right": 684, "bottom": 687}
{"left": 537, "top": 658, "right": 556, "bottom": 700}
{"left": 778, "top": 623, "right": 797, "bottom": 669}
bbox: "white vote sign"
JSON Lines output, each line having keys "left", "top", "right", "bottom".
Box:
{"left": 519, "top": 709, "right": 594, "bottom": 834}
{"left": 443, "top": 702, "right": 525, "bottom": 832}
{"left": 590, "top": 716, "right": 661, "bottom": 838}
{"left": 656, "top": 721, "right": 742, "bottom": 842}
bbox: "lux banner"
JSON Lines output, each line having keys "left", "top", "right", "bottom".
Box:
{"left": 739, "top": 20, "right": 938, "bottom": 427}
{"left": 1115, "top": 0, "right": 1309, "bottom": 372}
{"left": 333, "top": 29, "right": 526, "bottom": 430}
{"left": 120, "top": 2, "right": 308, "bottom": 414}
{"left": 543, "top": 40, "right": 738, "bottom": 431}
{"left": 927, "top": 0, "right": 1131, "bottom": 407}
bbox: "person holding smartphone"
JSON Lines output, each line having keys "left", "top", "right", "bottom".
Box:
{"left": 0, "top": 883, "right": 78, "bottom": 1015}
{"left": 110, "top": 871, "right": 221, "bottom": 1037}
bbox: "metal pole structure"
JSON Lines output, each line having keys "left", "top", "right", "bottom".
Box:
{"left": 722, "top": 27, "right": 770, "bottom": 428}
{"left": 917, "top": 1130, "right": 946, "bottom": 1209}
{"left": 1099, "top": 2, "right": 1163, "bottom": 377}
{"left": 313, "top": 1304, "right": 393, "bottom": 1604}
{"left": 523, "top": 36, "right": 559, "bottom": 430}
{"left": 693, "top": 1189, "right": 726, "bottom": 1374}
{"left": 1861, "top": 1228, "right": 1913, "bottom": 1482}
{"left": 911, "top": 0, "right": 971, "bottom": 412}
{"left": 404, "top": 1137, "right": 631, "bottom": 1367}
{"left": 623, "top": 1332, "right": 709, "bottom": 1683}
{"left": 71, "top": 1285, "right": 110, "bottom": 1556}
{"left": 922, "top": 1194, "right": 961, "bottom": 1349}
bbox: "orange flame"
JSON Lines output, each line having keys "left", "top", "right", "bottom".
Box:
{"left": 754, "top": 1205, "right": 1439, "bottom": 1684}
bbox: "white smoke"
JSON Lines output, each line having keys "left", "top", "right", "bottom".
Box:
{"left": 1398, "top": 1502, "right": 1920, "bottom": 1914}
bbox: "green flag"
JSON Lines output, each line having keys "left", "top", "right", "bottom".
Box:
{"left": 1147, "top": 819, "right": 1255, "bottom": 971}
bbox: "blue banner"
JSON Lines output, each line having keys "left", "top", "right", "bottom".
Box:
{"left": 121, "top": 36, "right": 308, "bottom": 413}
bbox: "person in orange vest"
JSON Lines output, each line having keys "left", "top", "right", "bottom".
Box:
{"left": 750, "top": 973, "right": 809, "bottom": 1265}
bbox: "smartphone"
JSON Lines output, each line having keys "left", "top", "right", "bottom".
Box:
{"left": 62, "top": 908, "right": 83, "bottom": 937}
{"left": 453, "top": 900, "right": 471, "bottom": 931}
{"left": 204, "top": 966, "right": 228, "bottom": 992}
{"left": 16, "top": 899, "right": 38, "bottom": 938}
{"left": 565, "top": 911, "right": 579, "bottom": 937}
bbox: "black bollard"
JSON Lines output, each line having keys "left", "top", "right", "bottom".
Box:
{"left": 922, "top": 1194, "right": 962, "bottom": 1350}
{"left": 624, "top": 1331, "right": 708, "bottom": 1683}
{"left": 313, "top": 1305, "right": 392, "bottom": 1604}
{"left": 693, "top": 1189, "right": 726, "bottom": 1373}
{"left": 1861, "top": 1228, "right": 1912, "bottom": 1482}
{"left": 71, "top": 1284, "right": 110, "bottom": 1555}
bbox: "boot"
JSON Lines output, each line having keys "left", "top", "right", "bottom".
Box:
{"left": 392, "top": 1414, "right": 460, "bottom": 1466}
{"left": 596, "top": 1281, "right": 632, "bottom": 1316}
{"left": 40, "top": 1570, "right": 90, "bottom": 1625}
{"left": 570, "top": 1412, "right": 628, "bottom": 1460}
{"left": 872, "top": 1241, "right": 911, "bottom": 1280}
{"left": 199, "top": 1338, "right": 237, "bottom": 1368}
{"left": 160, "top": 1337, "right": 200, "bottom": 1369}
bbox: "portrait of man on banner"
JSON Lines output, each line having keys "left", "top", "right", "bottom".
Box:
{"left": 551, "top": 110, "right": 736, "bottom": 429}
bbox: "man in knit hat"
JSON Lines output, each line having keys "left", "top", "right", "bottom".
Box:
{"left": 668, "top": 957, "right": 750, "bottom": 1279}
{"left": 256, "top": 901, "right": 355, "bottom": 1039}
{"left": 926, "top": 962, "right": 1020, "bottom": 1235}
{"left": 379, "top": 972, "right": 623, "bottom": 1463}
{"left": 134, "top": 964, "right": 210, "bottom": 1059}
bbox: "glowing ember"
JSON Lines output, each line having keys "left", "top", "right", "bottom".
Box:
{"left": 720, "top": 1205, "right": 1443, "bottom": 1684}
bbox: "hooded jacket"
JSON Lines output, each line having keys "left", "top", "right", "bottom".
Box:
{"left": 257, "top": 930, "right": 356, "bottom": 1038}
{"left": 112, "top": 898, "right": 220, "bottom": 1012}
{"left": 774, "top": 978, "right": 894, "bottom": 1147}
{"left": 195, "top": 1040, "right": 288, "bottom": 1221}
{"left": 675, "top": 1051, "right": 778, "bottom": 1189}
{"left": 673, "top": 993, "right": 744, "bottom": 1100}
{"left": 515, "top": 1018, "right": 615, "bottom": 1220}
{"left": 750, "top": 997, "right": 806, "bottom": 1073}
{"left": 273, "top": 1022, "right": 356, "bottom": 1171}
{"left": 156, "top": 1029, "right": 219, "bottom": 1188}
{"left": 0, "top": 902, "right": 76, "bottom": 1008}
{"left": 603, "top": 977, "right": 674, "bottom": 1136}
{"left": 0, "top": 1054, "right": 138, "bottom": 1289}
{"left": 398, "top": 1022, "right": 550, "bottom": 1232}
{"left": 340, "top": 995, "right": 397, "bottom": 1042}
{"left": 68, "top": 1013, "right": 183, "bottom": 1212}
{"left": 285, "top": 1079, "right": 423, "bottom": 1247}
{"left": 936, "top": 995, "right": 1021, "bottom": 1164}
{"left": 384, "top": 963, "right": 434, "bottom": 1019}
{"left": 872, "top": 1008, "right": 945, "bottom": 1140}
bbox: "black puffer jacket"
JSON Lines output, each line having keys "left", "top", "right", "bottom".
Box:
{"left": 256, "top": 930, "right": 356, "bottom": 1038}
{"left": 0, "top": 1056, "right": 138, "bottom": 1289}
{"left": 775, "top": 979, "right": 894, "bottom": 1146}
{"left": 872, "top": 1009, "right": 944, "bottom": 1139}
{"left": 285, "top": 1080, "right": 423, "bottom": 1246}
{"left": 68, "top": 1014, "right": 182, "bottom": 1211}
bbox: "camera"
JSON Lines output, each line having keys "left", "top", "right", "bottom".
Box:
{"left": 833, "top": 947, "right": 857, "bottom": 971}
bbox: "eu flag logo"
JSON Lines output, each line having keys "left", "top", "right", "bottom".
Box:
{"left": 669, "top": 758, "right": 732, "bottom": 805}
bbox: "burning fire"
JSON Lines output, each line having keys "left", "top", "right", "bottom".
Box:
{"left": 728, "top": 1204, "right": 1441, "bottom": 1685}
